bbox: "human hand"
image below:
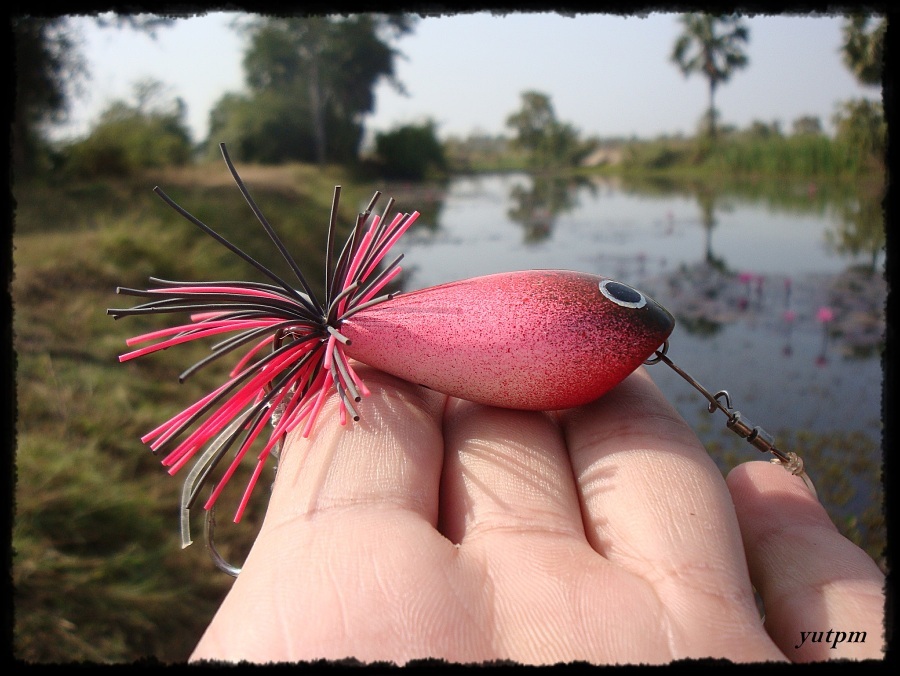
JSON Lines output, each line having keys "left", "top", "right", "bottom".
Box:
{"left": 191, "top": 366, "right": 884, "bottom": 664}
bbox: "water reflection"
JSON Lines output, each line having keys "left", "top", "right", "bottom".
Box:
{"left": 506, "top": 174, "right": 594, "bottom": 242}
{"left": 826, "top": 189, "right": 885, "bottom": 274}
{"left": 696, "top": 185, "right": 726, "bottom": 271}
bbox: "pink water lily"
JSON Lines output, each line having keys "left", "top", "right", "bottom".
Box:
{"left": 816, "top": 306, "right": 835, "bottom": 323}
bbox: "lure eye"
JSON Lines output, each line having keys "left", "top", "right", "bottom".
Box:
{"left": 598, "top": 279, "right": 647, "bottom": 309}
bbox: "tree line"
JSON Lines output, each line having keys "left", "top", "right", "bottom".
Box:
{"left": 12, "top": 13, "right": 885, "bottom": 179}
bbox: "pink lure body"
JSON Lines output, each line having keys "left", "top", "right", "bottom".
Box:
{"left": 342, "top": 270, "right": 675, "bottom": 410}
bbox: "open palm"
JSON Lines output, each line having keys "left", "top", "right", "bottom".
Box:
{"left": 192, "top": 367, "right": 883, "bottom": 664}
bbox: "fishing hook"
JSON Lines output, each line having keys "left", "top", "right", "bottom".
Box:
{"left": 204, "top": 503, "right": 242, "bottom": 578}
{"left": 646, "top": 341, "right": 817, "bottom": 497}
{"left": 204, "top": 403, "right": 287, "bottom": 577}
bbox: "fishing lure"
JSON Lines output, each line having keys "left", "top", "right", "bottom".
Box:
{"left": 109, "top": 144, "right": 813, "bottom": 575}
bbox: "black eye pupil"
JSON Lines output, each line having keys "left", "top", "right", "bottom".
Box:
{"left": 598, "top": 279, "right": 647, "bottom": 309}
{"left": 605, "top": 281, "right": 642, "bottom": 304}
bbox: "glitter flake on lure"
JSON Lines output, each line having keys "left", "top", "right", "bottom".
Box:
{"left": 109, "top": 144, "right": 812, "bottom": 557}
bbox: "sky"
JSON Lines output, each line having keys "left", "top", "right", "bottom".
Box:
{"left": 52, "top": 11, "right": 880, "bottom": 145}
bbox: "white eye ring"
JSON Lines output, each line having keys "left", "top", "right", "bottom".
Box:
{"left": 599, "top": 279, "right": 647, "bottom": 309}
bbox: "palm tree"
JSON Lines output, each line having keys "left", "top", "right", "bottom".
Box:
{"left": 840, "top": 13, "right": 885, "bottom": 87}
{"left": 671, "top": 14, "right": 750, "bottom": 140}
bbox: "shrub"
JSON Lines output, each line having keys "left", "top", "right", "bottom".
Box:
{"left": 374, "top": 121, "right": 446, "bottom": 180}
{"left": 62, "top": 79, "right": 193, "bottom": 177}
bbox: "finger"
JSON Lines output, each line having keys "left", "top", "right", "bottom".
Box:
{"left": 193, "top": 368, "right": 457, "bottom": 662}
{"left": 438, "top": 398, "right": 584, "bottom": 545}
{"left": 266, "top": 364, "right": 448, "bottom": 526}
{"left": 558, "top": 369, "right": 779, "bottom": 655}
{"left": 726, "top": 461, "right": 885, "bottom": 661}
{"left": 436, "top": 399, "right": 637, "bottom": 665}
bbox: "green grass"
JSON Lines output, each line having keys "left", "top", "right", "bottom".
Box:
{"left": 703, "top": 135, "right": 874, "bottom": 177}
{"left": 12, "top": 162, "right": 378, "bottom": 662}
{"left": 617, "top": 134, "right": 882, "bottom": 181}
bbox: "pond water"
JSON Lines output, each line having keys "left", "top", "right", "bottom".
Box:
{"left": 383, "top": 172, "right": 885, "bottom": 555}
